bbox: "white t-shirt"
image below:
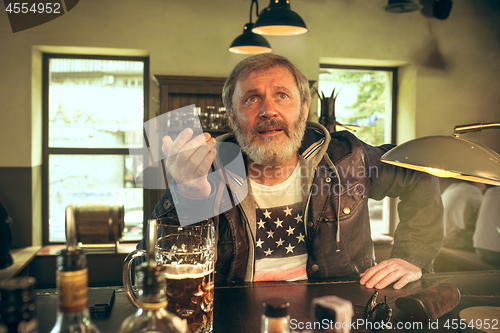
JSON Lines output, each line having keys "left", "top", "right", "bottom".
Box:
{"left": 441, "top": 182, "right": 483, "bottom": 237}
{"left": 473, "top": 186, "right": 500, "bottom": 252}
{"left": 250, "top": 164, "right": 307, "bottom": 281}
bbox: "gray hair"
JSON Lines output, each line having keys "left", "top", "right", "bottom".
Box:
{"left": 222, "top": 54, "right": 311, "bottom": 117}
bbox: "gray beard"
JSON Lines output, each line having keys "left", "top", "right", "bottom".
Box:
{"left": 232, "top": 111, "right": 306, "bottom": 167}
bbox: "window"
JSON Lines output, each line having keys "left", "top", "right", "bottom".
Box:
{"left": 43, "top": 55, "right": 149, "bottom": 243}
{"left": 318, "top": 65, "right": 397, "bottom": 235}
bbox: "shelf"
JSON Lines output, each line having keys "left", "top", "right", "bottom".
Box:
{"left": 0, "top": 246, "right": 41, "bottom": 282}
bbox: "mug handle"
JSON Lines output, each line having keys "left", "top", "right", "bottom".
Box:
{"left": 122, "top": 249, "right": 146, "bottom": 308}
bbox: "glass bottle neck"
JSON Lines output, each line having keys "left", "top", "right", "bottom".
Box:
{"left": 56, "top": 307, "right": 91, "bottom": 320}
{"left": 52, "top": 308, "right": 95, "bottom": 331}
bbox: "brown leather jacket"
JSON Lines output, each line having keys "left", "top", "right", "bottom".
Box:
{"left": 148, "top": 122, "right": 444, "bottom": 285}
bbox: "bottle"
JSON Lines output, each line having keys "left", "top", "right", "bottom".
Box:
{"left": 261, "top": 299, "right": 290, "bottom": 333}
{"left": 49, "top": 206, "right": 100, "bottom": 333}
{"left": 118, "top": 264, "right": 187, "bottom": 333}
{"left": 0, "top": 277, "right": 38, "bottom": 333}
{"left": 49, "top": 248, "right": 100, "bottom": 333}
{"left": 118, "top": 218, "right": 187, "bottom": 333}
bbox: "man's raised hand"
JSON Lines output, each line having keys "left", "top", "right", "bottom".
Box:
{"left": 162, "top": 128, "right": 216, "bottom": 199}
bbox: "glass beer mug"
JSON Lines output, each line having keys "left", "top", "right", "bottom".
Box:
{"left": 123, "top": 218, "right": 216, "bottom": 333}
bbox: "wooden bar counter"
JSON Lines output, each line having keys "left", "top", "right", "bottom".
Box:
{"left": 34, "top": 270, "right": 500, "bottom": 332}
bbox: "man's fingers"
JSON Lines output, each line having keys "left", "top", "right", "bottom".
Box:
{"left": 166, "top": 130, "right": 210, "bottom": 168}
{"left": 178, "top": 132, "right": 211, "bottom": 154}
{"left": 178, "top": 141, "right": 216, "bottom": 183}
{"left": 196, "top": 141, "right": 216, "bottom": 175}
{"left": 165, "top": 129, "right": 193, "bottom": 168}
{"left": 393, "top": 274, "right": 412, "bottom": 290}
{"left": 191, "top": 147, "right": 217, "bottom": 180}
{"left": 371, "top": 270, "right": 403, "bottom": 289}
{"left": 360, "top": 258, "right": 422, "bottom": 289}
{"left": 173, "top": 132, "right": 211, "bottom": 162}
{"left": 359, "top": 263, "right": 385, "bottom": 285}
{"left": 167, "top": 128, "right": 195, "bottom": 158}
{"left": 363, "top": 267, "right": 393, "bottom": 289}
{"left": 160, "top": 129, "right": 216, "bottom": 198}
{"left": 162, "top": 136, "right": 173, "bottom": 156}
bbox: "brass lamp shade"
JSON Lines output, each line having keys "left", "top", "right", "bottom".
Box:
{"left": 381, "top": 136, "right": 500, "bottom": 186}
{"left": 229, "top": 23, "right": 272, "bottom": 54}
{"left": 253, "top": 0, "right": 307, "bottom": 36}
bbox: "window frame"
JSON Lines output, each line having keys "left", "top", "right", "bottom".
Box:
{"left": 319, "top": 64, "right": 399, "bottom": 235}
{"left": 42, "top": 53, "right": 149, "bottom": 245}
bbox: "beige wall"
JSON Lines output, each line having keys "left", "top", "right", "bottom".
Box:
{"left": 0, "top": 0, "right": 499, "bottom": 245}
{"left": 1, "top": 0, "right": 499, "bottom": 167}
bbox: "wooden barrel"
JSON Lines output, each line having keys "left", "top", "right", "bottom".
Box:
{"left": 72, "top": 203, "right": 124, "bottom": 244}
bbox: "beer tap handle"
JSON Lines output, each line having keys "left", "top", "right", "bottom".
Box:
{"left": 65, "top": 205, "right": 78, "bottom": 251}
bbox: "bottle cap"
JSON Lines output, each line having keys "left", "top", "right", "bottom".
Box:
{"left": 136, "top": 264, "right": 167, "bottom": 298}
{"left": 56, "top": 248, "right": 87, "bottom": 271}
{"left": 262, "top": 298, "right": 289, "bottom": 318}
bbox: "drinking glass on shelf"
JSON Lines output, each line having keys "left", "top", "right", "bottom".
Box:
{"left": 183, "top": 107, "right": 202, "bottom": 130}
{"left": 205, "top": 106, "right": 216, "bottom": 130}
{"left": 218, "top": 107, "right": 229, "bottom": 130}
{"left": 168, "top": 111, "right": 183, "bottom": 130}
{"left": 209, "top": 112, "right": 221, "bottom": 130}
{"left": 198, "top": 108, "right": 209, "bottom": 130}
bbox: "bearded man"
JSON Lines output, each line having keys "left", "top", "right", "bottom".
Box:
{"left": 145, "top": 54, "right": 443, "bottom": 289}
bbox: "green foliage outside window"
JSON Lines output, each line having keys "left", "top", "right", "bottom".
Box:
{"left": 319, "top": 68, "right": 391, "bottom": 146}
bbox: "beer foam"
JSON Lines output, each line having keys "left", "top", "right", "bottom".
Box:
{"left": 164, "top": 263, "right": 214, "bottom": 279}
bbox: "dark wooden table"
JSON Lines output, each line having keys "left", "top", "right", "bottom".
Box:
{"left": 35, "top": 270, "right": 500, "bottom": 333}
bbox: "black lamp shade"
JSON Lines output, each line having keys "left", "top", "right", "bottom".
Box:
{"left": 383, "top": 0, "right": 422, "bottom": 13}
{"left": 253, "top": 0, "right": 307, "bottom": 36}
{"left": 433, "top": 0, "right": 453, "bottom": 20}
{"left": 229, "top": 23, "right": 272, "bottom": 54}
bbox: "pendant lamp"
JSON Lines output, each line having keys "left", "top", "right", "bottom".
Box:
{"left": 229, "top": 0, "right": 272, "bottom": 54}
{"left": 252, "top": 0, "right": 307, "bottom": 36}
{"left": 229, "top": 23, "right": 272, "bottom": 54}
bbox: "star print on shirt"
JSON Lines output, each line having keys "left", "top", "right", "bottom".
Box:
{"left": 256, "top": 238, "right": 264, "bottom": 248}
{"left": 255, "top": 202, "right": 307, "bottom": 261}
{"left": 296, "top": 233, "right": 305, "bottom": 243}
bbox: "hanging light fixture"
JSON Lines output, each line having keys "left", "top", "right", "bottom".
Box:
{"left": 229, "top": 0, "right": 272, "bottom": 54}
{"left": 381, "top": 123, "right": 500, "bottom": 186}
{"left": 383, "top": 0, "right": 422, "bottom": 13}
{"left": 252, "top": 0, "right": 308, "bottom": 36}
